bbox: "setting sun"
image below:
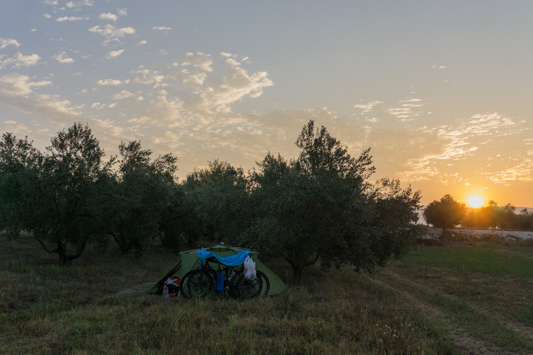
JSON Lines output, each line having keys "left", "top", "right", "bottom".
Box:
{"left": 466, "top": 196, "right": 484, "bottom": 208}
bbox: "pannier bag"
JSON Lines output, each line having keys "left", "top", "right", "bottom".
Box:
{"left": 156, "top": 276, "right": 180, "bottom": 298}
{"left": 243, "top": 256, "right": 256, "bottom": 280}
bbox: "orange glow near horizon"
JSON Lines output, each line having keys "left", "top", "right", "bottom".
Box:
{"left": 466, "top": 196, "right": 484, "bottom": 208}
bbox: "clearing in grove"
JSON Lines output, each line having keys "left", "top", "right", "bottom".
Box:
{"left": 1, "top": 234, "right": 533, "bottom": 354}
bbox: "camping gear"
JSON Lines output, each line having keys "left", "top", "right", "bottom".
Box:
{"left": 215, "top": 272, "right": 225, "bottom": 293}
{"left": 197, "top": 248, "right": 250, "bottom": 266}
{"left": 243, "top": 255, "right": 256, "bottom": 280}
{"left": 164, "top": 284, "right": 180, "bottom": 298}
{"left": 156, "top": 276, "right": 180, "bottom": 298}
{"left": 186, "top": 250, "right": 266, "bottom": 299}
{"left": 148, "top": 243, "right": 287, "bottom": 297}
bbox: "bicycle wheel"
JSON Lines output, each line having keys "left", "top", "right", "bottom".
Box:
{"left": 187, "top": 269, "right": 216, "bottom": 299}
{"left": 179, "top": 270, "right": 195, "bottom": 300}
{"left": 233, "top": 270, "right": 269, "bottom": 299}
{"left": 258, "top": 271, "right": 270, "bottom": 297}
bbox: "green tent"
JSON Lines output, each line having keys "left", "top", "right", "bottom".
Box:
{"left": 148, "top": 243, "right": 287, "bottom": 296}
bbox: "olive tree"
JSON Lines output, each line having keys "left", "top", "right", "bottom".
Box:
{"left": 0, "top": 133, "right": 43, "bottom": 237}
{"left": 183, "top": 160, "right": 251, "bottom": 245}
{"left": 463, "top": 201, "right": 520, "bottom": 230}
{"left": 517, "top": 208, "right": 533, "bottom": 231}
{"left": 244, "top": 120, "right": 422, "bottom": 283}
{"left": 0, "top": 124, "right": 114, "bottom": 265}
{"left": 106, "top": 141, "right": 180, "bottom": 256}
{"left": 424, "top": 194, "right": 466, "bottom": 234}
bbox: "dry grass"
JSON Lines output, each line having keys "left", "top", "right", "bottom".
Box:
{"left": 395, "top": 243, "right": 533, "bottom": 326}
{"left": 374, "top": 243, "right": 533, "bottom": 353}
{"left": 0, "top": 234, "right": 453, "bottom": 354}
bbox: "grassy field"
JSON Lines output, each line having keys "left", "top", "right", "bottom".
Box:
{"left": 1, "top": 234, "right": 533, "bottom": 354}
{"left": 373, "top": 243, "right": 533, "bottom": 354}
{"left": 398, "top": 244, "right": 533, "bottom": 325}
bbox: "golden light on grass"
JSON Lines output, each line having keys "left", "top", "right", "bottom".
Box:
{"left": 466, "top": 195, "right": 484, "bottom": 208}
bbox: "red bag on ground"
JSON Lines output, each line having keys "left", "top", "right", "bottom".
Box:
{"left": 156, "top": 276, "right": 180, "bottom": 298}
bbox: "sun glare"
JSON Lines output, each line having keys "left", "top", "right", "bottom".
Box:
{"left": 466, "top": 196, "right": 484, "bottom": 208}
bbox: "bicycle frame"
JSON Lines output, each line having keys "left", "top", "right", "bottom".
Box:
{"left": 183, "top": 250, "right": 268, "bottom": 299}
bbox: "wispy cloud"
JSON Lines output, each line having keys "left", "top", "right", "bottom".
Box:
{"left": 132, "top": 67, "right": 165, "bottom": 86}
{"left": 54, "top": 52, "right": 74, "bottom": 63}
{"left": 182, "top": 73, "right": 207, "bottom": 88}
{"left": 107, "top": 49, "right": 124, "bottom": 59}
{"left": 99, "top": 13, "right": 117, "bottom": 21}
{"left": 225, "top": 58, "right": 240, "bottom": 67}
{"left": 0, "top": 50, "right": 277, "bottom": 176}
{"left": 446, "top": 113, "right": 516, "bottom": 140}
{"left": 97, "top": 79, "right": 122, "bottom": 86}
{"left": 193, "top": 67, "right": 273, "bottom": 111}
{"left": 0, "top": 52, "right": 40, "bottom": 69}
{"left": 354, "top": 100, "right": 383, "bottom": 113}
{"left": 88, "top": 24, "right": 135, "bottom": 45}
{"left": 0, "top": 38, "right": 21, "bottom": 49}
{"left": 56, "top": 16, "right": 84, "bottom": 22}
{"left": 181, "top": 52, "right": 213, "bottom": 72}
{"left": 91, "top": 102, "right": 118, "bottom": 110}
{"left": 112, "top": 90, "right": 134, "bottom": 100}
{"left": 91, "top": 118, "right": 125, "bottom": 137}
{"left": 121, "top": 54, "right": 275, "bottom": 131}
{"left": 128, "top": 57, "right": 274, "bottom": 132}
{"left": 66, "top": 0, "right": 93, "bottom": 8}
{"left": 0, "top": 74, "right": 52, "bottom": 96}
{"left": 388, "top": 112, "right": 531, "bottom": 185}
{"left": 386, "top": 98, "right": 423, "bottom": 121}
{"left": 152, "top": 26, "right": 171, "bottom": 31}
{"left": 490, "top": 163, "right": 533, "bottom": 184}
{"left": 0, "top": 94, "right": 81, "bottom": 127}
{"left": 367, "top": 127, "right": 450, "bottom": 181}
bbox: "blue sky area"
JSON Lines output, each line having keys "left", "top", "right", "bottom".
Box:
{"left": 1, "top": 1, "right": 532, "bottom": 206}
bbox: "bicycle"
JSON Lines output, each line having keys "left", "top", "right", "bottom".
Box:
{"left": 183, "top": 252, "right": 270, "bottom": 299}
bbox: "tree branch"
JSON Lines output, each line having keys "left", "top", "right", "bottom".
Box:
{"left": 36, "top": 238, "right": 58, "bottom": 254}
{"left": 170, "top": 211, "right": 189, "bottom": 222}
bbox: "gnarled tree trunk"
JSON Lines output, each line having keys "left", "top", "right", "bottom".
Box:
{"left": 285, "top": 252, "right": 320, "bottom": 284}
{"left": 37, "top": 236, "right": 89, "bottom": 266}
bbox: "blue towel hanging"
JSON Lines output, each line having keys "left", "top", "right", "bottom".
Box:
{"left": 197, "top": 249, "right": 250, "bottom": 266}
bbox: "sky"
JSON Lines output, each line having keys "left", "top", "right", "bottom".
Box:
{"left": 0, "top": 1, "right": 532, "bottom": 207}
